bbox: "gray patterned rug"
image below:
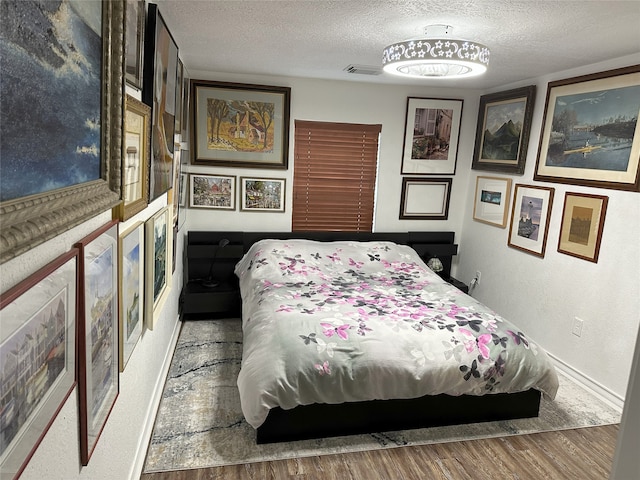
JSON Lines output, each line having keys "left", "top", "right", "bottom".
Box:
{"left": 143, "top": 319, "right": 621, "bottom": 473}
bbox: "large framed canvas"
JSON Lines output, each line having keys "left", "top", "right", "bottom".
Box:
{"left": 472, "top": 86, "right": 536, "bottom": 174}
{"left": 240, "top": 177, "right": 286, "bottom": 212}
{"left": 124, "top": 0, "right": 145, "bottom": 89}
{"left": 145, "top": 205, "right": 173, "bottom": 330}
{"left": 0, "top": 250, "right": 78, "bottom": 480}
{"left": 143, "top": 3, "right": 179, "bottom": 200}
{"left": 74, "top": 220, "right": 119, "bottom": 465}
{"left": 534, "top": 65, "right": 640, "bottom": 191}
{"left": 473, "top": 176, "right": 513, "bottom": 228}
{"left": 118, "top": 222, "right": 144, "bottom": 371}
{"left": 0, "top": 1, "right": 124, "bottom": 263}
{"left": 191, "top": 80, "right": 291, "bottom": 169}
{"left": 400, "top": 97, "right": 463, "bottom": 175}
{"left": 189, "top": 174, "right": 236, "bottom": 210}
{"left": 557, "top": 192, "right": 608, "bottom": 263}
{"left": 399, "top": 177, "right": 452, "bottom": 220}
{"left": 508, "top": 184, "right": 555, "bottom": 258}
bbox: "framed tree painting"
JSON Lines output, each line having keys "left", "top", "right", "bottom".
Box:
{"left": 145, "top": 205, "right": 173, "bottom": 330}
{"left": 0, "top": 250, "right": 78, "bottom": 480}
{"left": 557, "top": 192, "right": 608, "bottom": 263}
{"left": 508, "top": 184, "right": 555, "bottom": 258}
{"left": 74, "top": 220, "right": 120, "bottom": 465}
{"left": 473, "top": 176, "right": 512, "bottom": 228}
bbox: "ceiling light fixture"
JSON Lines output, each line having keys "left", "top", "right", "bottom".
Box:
{"left": 382, "top": 24, "right": 490, "bottom": 79}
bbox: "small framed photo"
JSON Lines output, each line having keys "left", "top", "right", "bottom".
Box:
{"left": 145, "top": 205, "right": 173, "bottom": 330}
{"left": 399, "top": 177, "right": 452, "bottom": 220}
{"left": 0, "top": 250, "right": 78, "bottom": 479}
{"left": 240, "top": 177, "right": 286, "bottom": 212}
{"left": 401, "top": 97, "right": 463, "bottom": 175}
{"left": 189, "top": 173, "right": 236, "bottom": 210}
{"left": 473, "top": 176, "right": 513, "bottom": 228}
{"left": 508, "top": 184, "right": 555, "bottom": 258}
{"left": 558, "top": 192, "right": 608, "bottom": 263}
{"left": 472, "top": 85, "right": 536, "bottom": 174}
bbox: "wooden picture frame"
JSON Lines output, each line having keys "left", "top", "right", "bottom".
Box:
{"left": 508, "top": 184, "right": 555, "bottom": 258}
{"left": 400, "top": 97, "right": 463, "bottom": 175}
{"left": 145, "top": 205, "right": 173, "bottom": 330}
{"left": 534, "top": 65, "right": 640, "bottom": 191}
{"left": 472, "top": 85, "right": 536, "bottom": 174}
{"left": 191, "top": 80, "right": 291, "bottom": 169}
{"left": 558, "top": 192, "right": 608, "bottom": 263}
{"left": 240, "top": 177, "right": 286, "bottom": 212}
{"left": 74, "top": 220, "right": 119, "bottom": 465}
{"left": 0, "top": 1, "right": 124, "bottom": 264}
{"left": 189, "top": 173, "right": 236, "bottom": 210}
{"left": 399, "top": 177, "right": 452, "bottom": 220}
{"left": 0, "top": 250, "right": 78, "bottom": 480}
{"left": 124, "top": 0, "right": 145, "bottom": 89}
{"left": 118, "top": 221, "right": 144, "bottom": 371}
{"left": 473, "top": 176, "right": 513, "bottom": 228}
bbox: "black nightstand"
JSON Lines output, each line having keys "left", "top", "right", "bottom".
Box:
{"left": 446, "top": 276, "right": 469, "bottom": 294}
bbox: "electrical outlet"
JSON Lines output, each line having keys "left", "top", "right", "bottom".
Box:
{"left": 475, "top": 271, "right": 481, "bottom": 286}
{"left": 572, "top": 317, "right": 584, "bottom": 337}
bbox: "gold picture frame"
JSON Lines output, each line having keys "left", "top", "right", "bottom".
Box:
{"left": 557, "top": 192, "right": 608, "bottom": 263}
{"left": 473, "top": 176, "right": 513, "bottom": 228}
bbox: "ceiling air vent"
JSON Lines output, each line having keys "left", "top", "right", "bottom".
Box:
{"left": 343, "top": 64, "right": 383, "bottom": 76}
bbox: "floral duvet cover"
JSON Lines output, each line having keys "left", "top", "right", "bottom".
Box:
{"left": 235, "top": 239, "right": 559, "bottom": 429}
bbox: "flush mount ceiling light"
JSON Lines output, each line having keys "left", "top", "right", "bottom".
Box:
{"left": 382, "top": 24, "right": 490, "bottom": 79}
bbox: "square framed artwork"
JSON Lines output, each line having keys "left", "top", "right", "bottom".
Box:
{"left": 399, "top": 177, "right": 452, "bottom": 220}
{"left": 558, "top": 192, "right": 608, "bottom": 263}
{"left": 400, "top": 97, "right": 463, "bottom": 175}
{"left": 189, "top": 173, "right": 236, "bottom": 210}
{"left": 508, "top": 184, "right": 555, "bottom": 258}
{"left": 0, "top": 249, "right": 78, "bottom": 480}
{"left": 534, "top": 65, "right": 640, "bottom": 191}
{"left": 145, "top": 205, "right": 173, "bottom": 330}
{"left": 74, "top": 220, "right": 120, "bottom": 465}
{"left": 472, "top": 85, "right": 536, "bottom": 174}
{"left": 473, "top": 176, "right": 513, "bottom": 228}
{"left": 240, "top": 177, "right": 286, "bottom": 212}
{"left": 191, "top": 80, "right": 291, "bottom": 169}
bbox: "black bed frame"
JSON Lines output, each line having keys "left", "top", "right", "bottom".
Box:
{"left": 184, "top": 230, "right": 542, "bottom": 443}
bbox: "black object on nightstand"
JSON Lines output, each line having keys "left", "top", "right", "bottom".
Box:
{"left": 446, "top": 276, "right": 469, "bottom": 294}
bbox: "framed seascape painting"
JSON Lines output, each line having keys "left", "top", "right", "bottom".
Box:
{"left": 400, "top": 97, "right": 463, "bottom": 175}
{"left": 0, "top": 250, "right": 78, "bottom": 480}
{"left": 145, "top": 205, "right": 173, "bottom": 330}
{"left": 472, "top": 86, "right": 536, "bottom": 174}
{"left": 240, "top": 177, "right": 286, "bottom": 212}
{"left": 473, "top": 176, "right": 513, "bottom": 228}
{"left": 0, "top": 0, "right": 124, "bottom": 263}
{"left": 124, "top": 0, "right": 145, "bottom": 89}
{"left": 508, "top": 184, "right": 555, "bottom": 258}
{"left": 399, "top": 178, "right": 452, "bottom": 220}
{"left": 191, "top": 80, "right": 291, "bottom": 169}
{"left": 534, "top": 65, "right": 640, "bottom": 191}
{"left": 557, "top": 192, "right": 608, "bottom": 263}
{"left": 74, "top": 220, "right": 119, "bottom": 465}
{"left": 189, "top": 174, "right": 236, "bottom": 210}
{"left": 118, "top": 222, "right": 144, "bottom": 371}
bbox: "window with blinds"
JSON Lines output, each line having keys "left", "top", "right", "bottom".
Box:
{"left": 292, "top": 120, "right": 382, "bottom": 232}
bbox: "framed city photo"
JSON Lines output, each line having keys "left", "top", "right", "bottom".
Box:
{"left": 473, "top": 176, "right": 513, "bottom": 228}
{"left": 189, "top": 173, "right": 236, "bottom": 210}
{"left": 191, "top": 80, "right": 291, "bottom": 169}
{"left": 508, "top": 184, "right": 554, "bottom": 258}
{"left": 240, "top": 177, "right": 286, "bottom": 212}
{"left": 399, "top": 177, "right": 452, "bottom": 220}
{"left": 534, "top": 65, "right": 640, "bottom": 191}
{"left": 0, "top": 250, "right": 78, "bottom": 480}
{"left": 401, "top": 97, "right": 463, "bottom": 175}
{"left": 472, "top": 86, "right": 536, "bottom": 174}
{"left": 124, "top": 0, "right": 145, "bottom": 89}
{"left": 145, "top": 205, "right": 173, "bottom": 330}
{"left": 75, "top": 220, "right": 119, "bottom": 465}
{"left": 558, "top": 192, "right": 608, "bottom": 263}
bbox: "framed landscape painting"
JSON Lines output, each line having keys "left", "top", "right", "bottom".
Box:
{"left": 557, "top": 192, "right": 608, "bottom": 263}
{"left": 145, "top": 205, "right": 173, "bottom": 330}
{"left": 473, "top": 176, "right": 512, "bottom": 228}
{"left": 508, "top": 184, "right": 554, "bottom": 258}
{"left": 240, "top": 177, "right": 286, "bottom": 212}
{"left": 189, "top": 174, "right": 236, "bottom": 210}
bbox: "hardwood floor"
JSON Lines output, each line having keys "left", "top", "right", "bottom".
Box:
{"left": 140, "top": 424, "right": 619, "bottom": 480}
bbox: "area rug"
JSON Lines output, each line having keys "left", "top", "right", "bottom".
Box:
{"left": 143, "top": 319, "right": 621, "bottom": 473}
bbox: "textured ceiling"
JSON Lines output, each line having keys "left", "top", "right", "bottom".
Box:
{"left": 153, "top": 0, "right": 640, "bottom": 89}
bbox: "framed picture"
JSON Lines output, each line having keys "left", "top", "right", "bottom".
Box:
{"left": 0, "top": 1, "right": 124, "bottom": 264}
{"left": 191, "top": 80, "right": 291, "bottom": 169}
{"left": 118, "top": 221, "right": 144, "bottom": 371}
{"left": 400, "top": 97, "right": 463, "bottom": 175}
{"left": 0, "top": 250, "right": 78, "bottom": 480}
{"left": 117, "top": 95, "right": 150, "bottom": 220}
{"left": 399, "top": 177, "right": 452, "bottom": 220}
{"left": 180, "top": 66, "right": 191, "bottom": 141}
{"left": 534, "top": 65, "right": 640, "bottom": 191}
{"left": 189, "top": 174, "right": 236, "bottom": 210}
{"left": 558, "top": 192, "right": 608, "bottom": 263}
{"left": 472, "top": 85, "right": 536, "bottom": 174}
{"left": 508, "top": 184, "right": 555, "bottom": 258}
{"left": 143, "top": 3, "right": 179, "bottom": 200}
{"left": 473, "top": 176, "right": 513, "bottom": 228}
{"left": 145, "top": 205, "right": 173, "bottom": 330}
{"left": 240, "top": 177, "right": 286, "bottom": 212}
{"left": 74, "top": 220, "right": 119, "bottom": 465}
{"left": 124, "top": 0, "right": 145, "bottom": 89}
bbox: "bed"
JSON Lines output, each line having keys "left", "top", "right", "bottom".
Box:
{"left": 228, "top": 233, "right": 559, "bottom": 443}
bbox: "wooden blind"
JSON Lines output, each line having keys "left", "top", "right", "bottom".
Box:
{"left": 292, "top": 120, "right": 382, "bottom": 232}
